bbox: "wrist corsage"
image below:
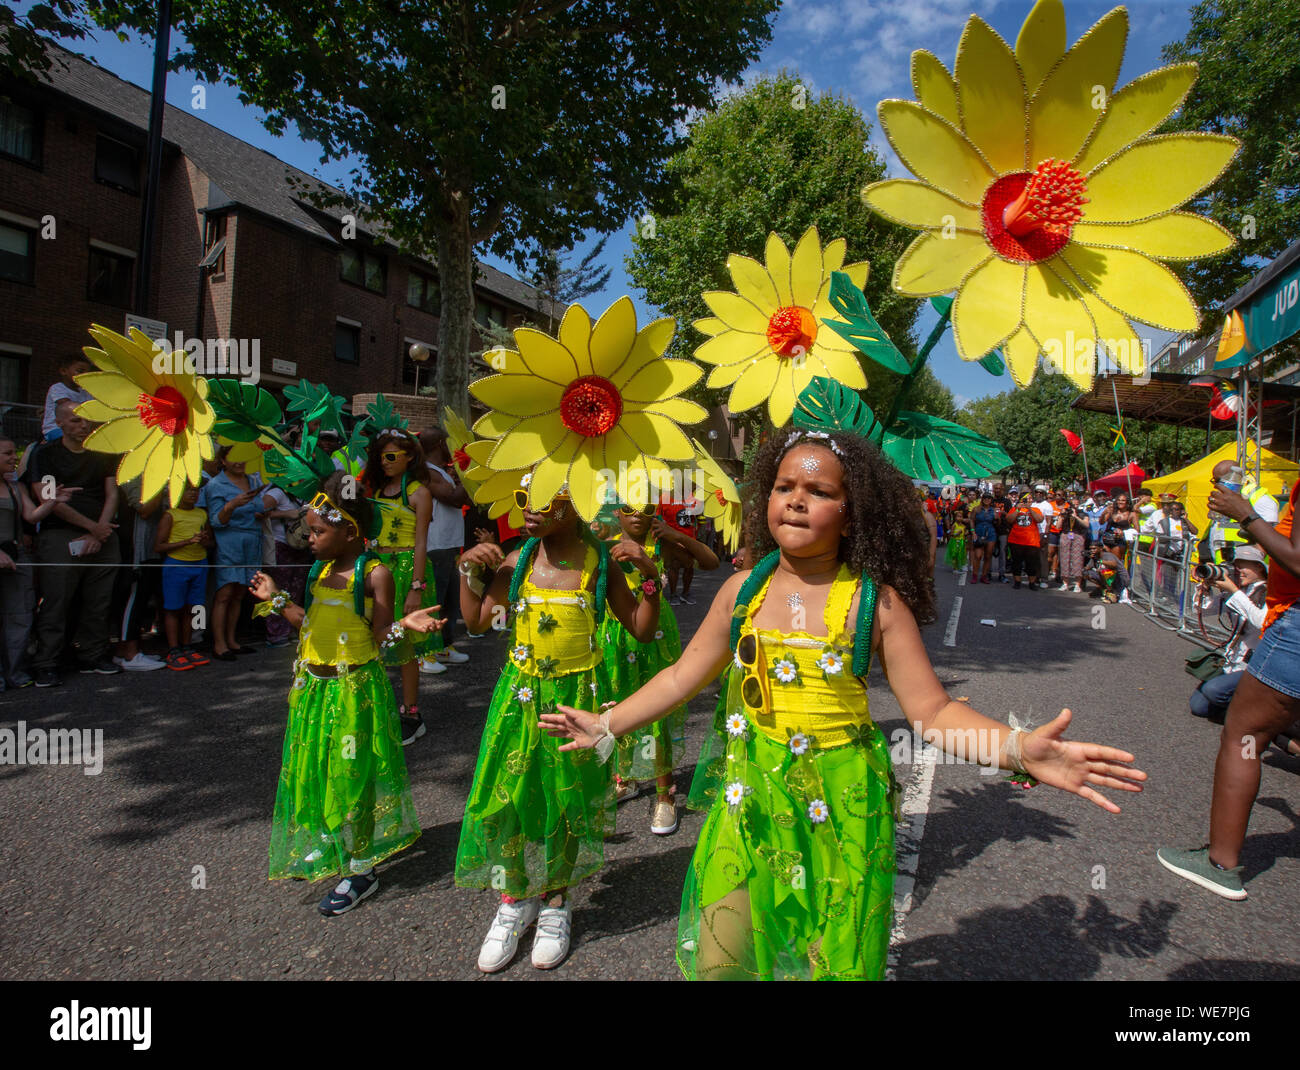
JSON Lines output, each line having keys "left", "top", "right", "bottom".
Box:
{"left": 380, "top": 622, "right": 408, "bottom": 652}
{"left": 640, "top": 575, "right": 662, "bottom": 597}
{"left": 1000, "top": 715, "right": 1038, "bottom": 789}
{"left": 593, "top": 701, "right": 618, "bottom": 765}
{"left": 253, "top": 590, "right": 292, "bottom": 618}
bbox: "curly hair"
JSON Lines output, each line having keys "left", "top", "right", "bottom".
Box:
{"left": 360, "top": 429, "right": 428, "bottom": 496}
{"left": 741, "top": 432, "right": 937, "bottom": 625}
{"left": 319, "top": 469, "right": 374, "bottom": 537}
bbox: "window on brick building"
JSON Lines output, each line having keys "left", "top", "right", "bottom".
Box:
{"left": 0, "top": 222, "right": 35, "bottom": 284}
{"left": 202, "top": 213, "right": 227, "bottom": 277}
{"left": 340, "top": 247, "right": 385, "bottom": 294}
{"left": 474, "top": 299, "right": 507, "bottom": 329}
{"left": 335, "top": 321, "right": 361, "bottom": 364}
{"left": 87, "top": 245, "right": 134, "bottom": 307}
{"left": 0, "top": 97, "right": 41, "bottom": 165}
{"left": 94, "top": 134, "right": 140, "bottom": 193}
{"left": 407, "top": 270, "right": 440, "bottom": 314}
{"left": 0, "top": 351, "right": 25, "bottom": 402}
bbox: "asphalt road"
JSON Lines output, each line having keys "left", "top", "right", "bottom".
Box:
{"left": 2, "top": 561, "right": 1297, "bottom": 981}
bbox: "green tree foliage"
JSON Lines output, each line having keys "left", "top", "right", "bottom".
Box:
{"left": 1162, "top": 0, "right": 1300, "bottom": 315}
{"left": 529, "top": 236, "right": 612, "bottom": 335}
{"left": 626, "top": 72, "right": 920, "bottom": 435}
{"left": 1, "top": 2, "right": 90, "bottom": 80}
{"left": 90, "top": 0, "right": 779, "bottom": 416}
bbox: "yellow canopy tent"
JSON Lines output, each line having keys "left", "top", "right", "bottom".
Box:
{"left": 1142, "top": 441, "right": 1297, "bottom": 533}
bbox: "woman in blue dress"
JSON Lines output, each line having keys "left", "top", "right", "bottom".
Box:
{"left": 200, "top": 445, "right": 265, "bottom": 660}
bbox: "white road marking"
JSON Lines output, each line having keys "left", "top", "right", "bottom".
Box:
{"left": 943, "top": 595, "right": 963, "bottom": 648}
{"left": 887, "top": 741, "right": 939, "bottom": 980}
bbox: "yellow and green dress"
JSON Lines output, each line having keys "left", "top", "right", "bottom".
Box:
{"left": 455, "top": 540, "right": 617, "bottom": 898}
{"left": 600, "top": 537, "right": 687, "bottom": 782}
{"left": 680, "top": 561, "right": 897, "bottom": 980}
{"left": 370, "top": 474, "right": 443, "bottom": 665}
{"left": 268, "top": 558, "right": 421, "bottom": 880}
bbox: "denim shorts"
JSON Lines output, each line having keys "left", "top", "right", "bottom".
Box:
{"left": 1247, "top": 603, "right": 1300, "bottom": 699}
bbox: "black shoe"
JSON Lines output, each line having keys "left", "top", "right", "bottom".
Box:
{"left": 34, "top": 669, "right": 61, "bottom": 688}
{"left": 319, "top": 871, "right": 379, "bottom": 916}
{"left": 79, "top": 657, "right": 122, "bottom": 675}
{"left": 401, "top": 716, "right": 426, "bottom": 746}
{"left": 1013, "top": 580, "right": 1021, "bottom": 589}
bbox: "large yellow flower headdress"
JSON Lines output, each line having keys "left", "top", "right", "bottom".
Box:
{"left": 862, "top": 0, "right": 1238, "bottom": 388}
{"left": 469, "top": 297, "right": 706, "bottom": 523}
{"left": 75, "top": 325, "right": 216, "bottom": 505}
{"left": 693, "top": 226, "right": 875, "bottom": 426}
{"left": 692, "top": 439, "right": 742, "bottom": 553}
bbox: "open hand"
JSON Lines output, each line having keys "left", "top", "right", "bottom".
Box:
{"left": 460, "top": 541, "right": 504, "bottom": 570}
{"left": 539, "top": 704, "right": 603, "bottom": 752}
{"left": 400, "top": 606, "right": 446, "bottom": 633}
{"left": 248, "top": 570, "right": 279, "bottom": 601}
{"left": 1020, "top": 709, "right": 1147, "bottom": 813}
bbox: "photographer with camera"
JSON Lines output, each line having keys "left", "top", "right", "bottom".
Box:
{"left": 1083, "top": 532, "right": 1132, "bottom": 604}
{"left": 1187, "top": 546, "right": 1268, "bottom": 724}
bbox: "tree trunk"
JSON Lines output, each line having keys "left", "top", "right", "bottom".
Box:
{"left": 435, "top": 193, "right": 475, "bottom": 420}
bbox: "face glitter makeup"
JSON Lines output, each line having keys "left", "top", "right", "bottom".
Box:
{"left": 799, "top": 455, "right": 821, "bottom": 474}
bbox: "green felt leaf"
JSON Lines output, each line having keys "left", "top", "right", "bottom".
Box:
{"left": 283, "top": 378, "right": 348, "bottom": 435}
{"left": 821, "top": 271, "right": 911, "bottom": 374}
{"left": 207, "top": 379, "right": 283, "bottom": 441}
{"left": 362, "top": 394, "right": 410, "bottom": 438}
{"left": 264, "top": 442, "right": 336, "bottom": 500}
{"left": 792, "top": 376, "right": 881, "bottom": 439}
{"left": 880, "top": 411, "right": 1014, "bottom": 481}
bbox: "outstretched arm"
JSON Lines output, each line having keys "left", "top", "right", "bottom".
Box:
{"left": 653, "top": 517, "right": 720, "bottom": 570}
{"left": 874, "top": 584, "right": 1146, "bottom": 813}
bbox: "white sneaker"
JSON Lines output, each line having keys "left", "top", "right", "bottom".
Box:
{"left": 1119, "top": 591, "right": 1133, "bottom": 604}
{"left": 115, "top": 653, "right": 167, "bottom": 672}
{"left": 436, "top": 648, "right": 469, "bottom": 664}
{"left": 1071, "top": 583, "right": 1082, "bottom": 593}
{"left": 531, "top": 902, "right": 572, "bottom": 969}
{"left": 418, "top": 658, "right": 447, "bottom": 675}
{"left": 1058, "top": 582, "right": 1070, "bottom": 591}
{"left": 478, "top": 899, "right": 540, "bottom": 973}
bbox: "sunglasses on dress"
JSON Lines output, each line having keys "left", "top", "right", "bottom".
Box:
{"left": 735, "top": 630, "right": 770, "bottom": 716}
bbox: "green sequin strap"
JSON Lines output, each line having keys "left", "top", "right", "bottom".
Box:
{"left": 302, "top": 559, "right": 328, "bottom": 612}
{"left": 581, "top": 528, "right": 610, "bottom": 626}
{"left": 352, "top": 551, "right": 373, "bottom": 619}
{"left": 508, "top": 537, "right": 540, "bottom": 605}
{"left": 729, "top": 549, "right": 780, "bottom": 652}
{"left": 852, "top": 573, "right": 878, "bottom": 679}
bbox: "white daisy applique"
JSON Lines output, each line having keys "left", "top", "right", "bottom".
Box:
{"left": 511, "top": 645, "right": 529, "bottom": 664}
{"left": 773, "top": 657, "right": 798, "bottom": 684}
{"left": 724, "top": 781, "right": 746, "bottom": 808}
{"left": 788, "top": 732, "right": 810, "bottom": 756}
{"left": 808, "top": 798, "right": 829, "bottom": 824}
{"left": 725, "top": 713, "right": 748, "bottom": 738}
{"left": 626, "top": 652, "right": 637, "bottom": 664}
{"left": 817, "top": 650, "right": 843, "bottom": 675}
{"left": 515, "top": 686, "right": 534, "bottom": 703}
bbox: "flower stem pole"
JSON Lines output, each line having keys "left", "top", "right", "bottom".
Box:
{"left": 875, "top": 300, "right": 953, "bottom": 445}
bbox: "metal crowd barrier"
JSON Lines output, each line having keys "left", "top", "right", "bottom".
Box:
{"left": 1127, "top": 541, "right": 1237, "bottom": 649}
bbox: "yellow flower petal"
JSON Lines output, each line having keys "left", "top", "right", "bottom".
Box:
{"left": 1015, "top": 0, "right": 1067, "bottom": 94}
{"left": 693, "top": 317, "right": 726, "bottom": 337}
{"left": 726, "top": 357, "right": 781, "bottom": 413}
{"left": 767, "top": 361, "right": 799, "bottom": 427}
{"left": 566, "top": 443, "right": 603, "bottom": 523}
{"left": 911, "top": 50, "right": 959, "bottom": 125}
{"left": 470, "top": 373, "right": 564, "bottom": 416}
{"left": 84, "top": 414, "right": 150, "bottom": 453}
{"left": 472, "top": 410, "right": 513, "bottom": 439}
{"left": 955, "top": 16, "right": 1027, "bottom": 174}
{"left": 878, "top": 100, "right": 996, "bottom": 204}
{"left": 727, "top": 254, "right": 779, "bottom": 312}
{"left": 139, "top": 431, "right": 175, "bottom": 503}
{"left": 893, "top": 232, "right": 991, "bottom": 296}
{"left": 1083, "top": 134, "right": 1240, "bottom": 222}
{"left": 612, "top": 317, "right": 675, "bottom": 388}
{"left": 1027, "top": 7, "right": 1127, "bottom": 165}
{"left": 84, "top": 326, "right": 161, "bottom": 392}
{"left": 1079, "top": 291, "right": 1146, "bottom": 376}
{"left": 634, "top": 397, "right": 708, "bottom": 427}
{"left": 78, "top": 371, "right": 143, "bottom": 410}
{"left": 514, "top": 328, "right": 584, "bottom": 384}
{"left": 618, "top": 412, "right": 694, "bottom": 461}
{"left": 530, "top": 445, "right": 577, "bottom": 509}
{"left": 694, "top": 331, "right": 768, "bottom": 370}
{"left": 557, "top": 304, "right": 593, "bottom": 364}
{"left": 588, "top": 297, "right": 637, "bottom": 381}
{"left": 702, "top": 290, "right": 771, "bottom": 334}
{"left": 1060, "top": 244, "right": 1199, "bottom": 332}
{"left": 811, "top": 348, "right": 866, "bottom": 390}
{"left": 1070, "top": 212, "right": 1235, "bottom": 261}
{"left": 1001, "top": 328, "right": 1043, "bottom": 387}
{"left": 843, "top": 262, "right": 869, "bottom": 290}
{"left": 821, "top": 238, "right": 847, "bottom": 277}
{"left": 487, "top": 413, "right": 568, "bottom": 470}
{"left": 1074, "top": 64, "right": 1198, "bottom": 173}
{"left": 481, "top": 347, "right": 526, "bottom": 374}
{"left": 619, "top": 358, "right": 702, "bottom": 405}
{"left": 862, "top": 179, "right": 983, "bottom": 228}
{"left": 77, "top": 398, "right": 130, "bottom": 423}
{"left": 952, "top": 257, "right": 1027, "bottom": 359}
{"left": 1024, "top": 262, "right": 1099, "bottom": 388}
{"left": 764, "top": 233, "right": 793, "bottom": 307}
{"left": 790, "top": 225, "right": 825, "bottom": 308}
{"left": 183, "top": 429, "right": 203, "bottom": 488}
{"left": 116, "top": 429, "right": 163, "bottom": 485}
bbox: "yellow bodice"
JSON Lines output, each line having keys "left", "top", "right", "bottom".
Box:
{"left": 508, "top": 544, "right": 601, "bottom": 678}
{"left": 373, "top": 484, "right": 416, "bottom": 547}
{"left": 299, "top": 559, "right": 380, "bottom": 665}
{"left": 736, "top": 564, "right": 873, "bottom": 749}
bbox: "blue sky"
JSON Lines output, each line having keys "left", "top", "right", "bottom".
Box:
{"left": 54, "top": 0, "right": 1196, "bottom": 408}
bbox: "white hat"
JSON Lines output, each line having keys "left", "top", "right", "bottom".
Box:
{"left": 1034, "top": 484, "right": 1048, "bottom": 492}
{"left": 1232, "top": 544, "right": 1267, "bottom": 567}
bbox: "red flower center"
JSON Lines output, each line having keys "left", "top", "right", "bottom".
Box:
{"left": 714, "top": 488, "right": 726, "bottom": 505}
{"left": 559, "top": 375, "right": 622, "bottom": 437}
{"left": 255, "top": 440, "right": 273, "bottom": 452}
{"left": 452, "top": 446, "right": 471, "bottom": 471}
{"left": 136, "top": 386, "right": 189, "bottom": 436}
{"left": 766, "top": 306, "right": 818, "bottom": 357}
{"left": 982, "top": 159, "right": 1089, "bottom": 264}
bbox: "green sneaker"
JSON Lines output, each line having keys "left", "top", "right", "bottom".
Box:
{"left": 1157, "top": 846, "right": 1247, "bottom": 900}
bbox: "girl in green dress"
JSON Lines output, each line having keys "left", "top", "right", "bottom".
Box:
{"left": 455, "top": 485, "right": 662, "bottom": 972}
{"left": 542, "top": 432, "right": 1146, "bottom": 979}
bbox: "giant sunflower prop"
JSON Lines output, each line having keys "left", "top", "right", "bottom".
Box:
{"left": 693, "top": 226, "right": 873, "bottom": 426}
{"left": 76, "top": 325, "right": 216, "bottom": 505}
{"left": 471, "top": 297, "right": 706, "bottom": 522}
{"left": 692, "top": 439, "right": 742, "bottom": 553}
{"left": 862, "top": 0, "right": 1238, "bottom": 388}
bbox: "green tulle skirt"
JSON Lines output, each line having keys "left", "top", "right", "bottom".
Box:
{"left": 455, "top": 659, "right": 616, "bottom": 899}
{"left": 374, "top": 550, "right": 443, "bottom": 665}
{"left": 599, "top": 600, "right": 687, "bottom": 781}
{"left": 678, "top": 670, "right": 897, "bottom": 980}
{"left": 945, "top": 533, "right": 968, "bottom": 570}
{"left": 269, "top": 660, "right": 421, "bottom": 881}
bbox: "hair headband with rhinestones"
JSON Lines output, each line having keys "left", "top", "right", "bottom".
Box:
{"left": 783, "top": 429, "right": 846, "bottom": 458}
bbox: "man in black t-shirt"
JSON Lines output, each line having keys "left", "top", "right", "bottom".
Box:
{"left": 24, "top": 399, "right": 121, "bottom": 684}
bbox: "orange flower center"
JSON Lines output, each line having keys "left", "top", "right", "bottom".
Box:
{"left": 766, "top": 306, "right": 818, "bottom": 357}
{"left": 983, "top": 159, "right": 1088, "bottom": 264}
{"left": 714, "top": 488, "right": 726, "bottom": 505}
{"left": 452, "top": 446, "right": 471, "bottom": 471}
{"left": 559, "top": 375, "right": 622, "bottom": 437}
{"left": 136, "top": 386, "right": 189, "bottom": 436}
{"left": 256, "top": 440, "right": 273, "bottom": 452}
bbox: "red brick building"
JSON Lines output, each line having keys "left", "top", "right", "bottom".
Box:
{"left": 0, "top": 44, "right": 549, "bottom": 433}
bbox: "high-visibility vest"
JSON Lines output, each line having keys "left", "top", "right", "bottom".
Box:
{"left": 1212, "top": 484, "right": 1275, "bottom": 562}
